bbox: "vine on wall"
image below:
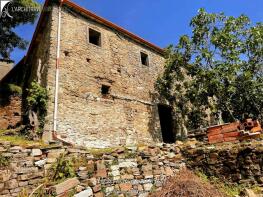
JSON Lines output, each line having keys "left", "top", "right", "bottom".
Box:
{"left": 26, "top": 81, "right": 48, "bottom": 137}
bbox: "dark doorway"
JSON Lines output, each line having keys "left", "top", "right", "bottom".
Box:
{"left": 158, "top": 104, "right": 175, "bottom": 143}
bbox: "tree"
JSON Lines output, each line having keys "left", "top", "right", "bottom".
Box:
{"left": 0, "top": 0, "right": 39, "bottom": 59}
{"left": 156, "top": 9, "right": 263, "bottom": 137}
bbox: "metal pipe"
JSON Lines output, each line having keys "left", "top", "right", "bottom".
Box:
{"left": 53, "top": 1, "right": 63, "bottom": 133}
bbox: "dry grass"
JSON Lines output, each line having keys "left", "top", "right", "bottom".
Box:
{"left": 150, "top": 169, "right": 226, "bottom": 197}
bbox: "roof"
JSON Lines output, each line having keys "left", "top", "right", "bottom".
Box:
{"left": 26, "top": 0, "right": 164, "bottom": 60}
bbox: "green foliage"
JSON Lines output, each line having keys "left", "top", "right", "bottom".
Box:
{"left": 27, "top": 81, "right": 48, "bottom": 111}
{"left": 87, "top": 147, "right": 114, "bottom": 158}
{"left": 112, "top": 158, "right": 118, "bottom": 165}
{"left": 157, "top": 9, "right": 263, "bottom": 135}
{"left": 17, "top": 188, "right": 29, "bottom": 197}
{"left": 48, "top": 154, "right": 76, "bottom": 182}
{"left": 124, "top": 150, "right": 137, "bottom": 158}
{"left": 196, "top": 171, "right": 245, "bottom": 197}
{"left": 0, "top": 0, "right": 40, "bottom": 59}
{"left": 3, "top": 83, "right": 22, "bottom": 95}
{"left": 18, "top": 185, "right": 54, "bottom": 197}
{"left": 0, "top": 153, "right": 11, "bottom": 167}
{"left": 26, "top": 81, "right": 48, "bottom": 130}
{"left": 0, "top": 135, "right": 46, "bottom": 148}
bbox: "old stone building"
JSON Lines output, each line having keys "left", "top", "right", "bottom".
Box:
{"left": 2, "top": 0, "right": 174, "bottom": 148}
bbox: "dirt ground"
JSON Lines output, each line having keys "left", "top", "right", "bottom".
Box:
{"left": 150, "top": 169, "right": 226, "bottom": 197}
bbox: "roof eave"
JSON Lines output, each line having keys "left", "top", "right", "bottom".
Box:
{"left": 25, "top": 0, "right": 165, "bottom": 62}
{"left": 63, "top": 0, "right": 164, "bottom": 55}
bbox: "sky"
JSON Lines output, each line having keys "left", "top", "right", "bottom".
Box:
{"left": 11, "top": 0, "right": 263, "bottom": 63}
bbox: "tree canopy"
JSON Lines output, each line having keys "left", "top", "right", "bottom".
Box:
{"left": 0, "top": 0, "right": 39, "bottom": 59}
{"left": 156, "top": 9, "right": 263, "bottom": 137}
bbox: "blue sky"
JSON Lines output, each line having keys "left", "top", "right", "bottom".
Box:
{"left": 11, "top": 0, "right": 263, "bottom": 63}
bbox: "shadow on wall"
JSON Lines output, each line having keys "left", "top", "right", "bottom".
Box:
{"left": 147, "top": 92, "right": 177, "bottom": 144}
{"left": 147, "top": 92, "right": 163, "bottom": 142}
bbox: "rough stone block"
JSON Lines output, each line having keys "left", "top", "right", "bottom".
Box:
{"left": 18, "top": 181, "right": 28, "bottom": 187}
{"left": 110, "top": 170, "right": 120, "bottom": 177}
{"left": 0, "top": 170, "right": 12, "bottom": 182}
{"left": 0, "top": 147, "right": 7, "bottom": 152}
{"left": 143, "top": 183, "right": 153, "bottom": 191}
{"left": 50, "top": 177, "right": 80, "bottom": 195}
{"left": 118, "top": 161, "right": 137, "bottom": 168}
{"left": 119, "top": 183, "right": 132, "bottom": 191}
{"left": 105, "top": 186, "right": 114, "bottom": 195}
{"left": 5, "top": 179, "right": 18, "bottom": 189}
{"left": 87, "top": 178, "right": 97, "bottom": 187}
{"left": 164, "top": 167, "right": 173, "bottom": 176}
{"left": 92, "top": 184, "right": 101, "bottom": 193}
{"left": 10, "top": 146, "right": 22, "bottom": 153}
{"left": 96, "top": 169, "right": 107, "bottom": 178}
{"left": 31, "top": 149, "right": 42, "bottom": 157}
{"left": 34, "top": 159, "right": 47, "bottom": 167}
{"left": 94, "top": 192, "right": 104, "bottom": 197}
{"left": 121, "top": 174, "right": 134, "bottom": 180}
{"left": 0, "top": 183, "right": 4, "bottom": 191}
{"left": 74, "top": 187, "right": 93, "bottom": 197}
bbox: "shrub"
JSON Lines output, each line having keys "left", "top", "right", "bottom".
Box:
{"left": 2, "top": 83, "right": 22, "bottom": 95}
{"left": 0, "top": 153, "right": 11, "bottom": 167}
{"left": 26, "top": 81, "right": 48, "bottom": 134}
{"left": 48, "top": 154, "right": 76, "bottom": 182}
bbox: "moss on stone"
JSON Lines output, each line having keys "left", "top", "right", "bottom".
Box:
{"left": 0, "top": 135, "right": 47, "bottom": 148}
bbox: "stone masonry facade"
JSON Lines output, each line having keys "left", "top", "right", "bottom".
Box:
{"left": 26, "top": 2, "right": 166, "bottom": 148}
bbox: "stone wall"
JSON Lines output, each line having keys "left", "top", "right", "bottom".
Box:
{"left": 54, "top": 5, "right": 165, "bottom": 148}
{"left": 26, "top": 3, "right": 166, "bottom": 148}
{"left": 0, "top": 95, "right": 22, "bottom": 130}
{"left": 24, "top": 3, "right": 63, "bottom": 142}
{"left": 25, "top": 4, "right": 55, "bottom": 89}
{"left": 183, "top": 141, "right": 263, "bottom": 187}
{"left": 0, "top": 142, "right": 185, "bottom": 197}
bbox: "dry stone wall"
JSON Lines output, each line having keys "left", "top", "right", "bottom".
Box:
{"left": 183, "top": 141, "right": 263, "bottom": 187}
{"left": 0, "top": 142, "right": 185, "bottom": 197}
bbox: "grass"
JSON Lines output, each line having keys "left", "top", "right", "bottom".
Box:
{"left": 196, "top": 171, "right": 245, "bottom": 197}
{"left": 86, "top": 146, "right": 139, "bottom": 159}
{"left": 0, "top": 128, "right": 50, "bottom": 148}
{"left": 87, "top": 147, "right": 117, "bottom": 158}
{"left": 0, "top": 135, "right": 47, "bottom": 148}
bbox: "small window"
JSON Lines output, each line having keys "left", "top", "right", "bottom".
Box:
{"left": 101, "top": 85, "right": 110, "bottom": 95}
{"left": 140, "top": 52, "right": 149, "bottom": 66}
{"left": 89, "top": 28, "right": 101, "bottom": 46}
